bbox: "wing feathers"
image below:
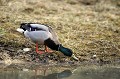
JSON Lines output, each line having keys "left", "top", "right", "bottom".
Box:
{"left": 21, "top": 23, "right": 60, "bottom": 44}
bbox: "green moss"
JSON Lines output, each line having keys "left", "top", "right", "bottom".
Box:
{"left": 0, "top": 28, "right": 5, "bottom": 35}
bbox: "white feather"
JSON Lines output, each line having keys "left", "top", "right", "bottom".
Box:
{"left": 16, "top": 28, "right": 24, "bottom": 33}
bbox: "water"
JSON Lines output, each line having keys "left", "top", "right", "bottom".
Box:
{"left": 0, "top": 64, "right": 120, "bottom": 79}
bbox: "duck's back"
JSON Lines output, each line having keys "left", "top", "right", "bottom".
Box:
{"left": 30, "top": 24, "right": 49, "bottom": 31}
{"left": 22, "top": 23, "right": 60, "bottom": 45}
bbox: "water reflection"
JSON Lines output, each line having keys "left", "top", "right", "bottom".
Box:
{"left": 77, "top": 67, "right": 120, "bottom": 79}
{"left": 31, "top": 70, "right": 72, "bottom": 79}
{"left": 0, "top": 65, "right": 120, "bottom": 79}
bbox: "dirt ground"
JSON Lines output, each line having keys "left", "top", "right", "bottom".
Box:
{"left": 0, "top": 41, "right": 120, "bottom": 66}
{"left": 0, "top": 0, "right": 120, "bottom": 65}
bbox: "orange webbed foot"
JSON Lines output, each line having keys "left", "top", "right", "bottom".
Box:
{"left": 36, "top": 50, "right": 45, "bottom": 54}
{"left": 45, "top": 45, "right": 53, "bottom": 53}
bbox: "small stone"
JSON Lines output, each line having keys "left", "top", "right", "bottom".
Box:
{"left": 4, "top": 59, "right": 12, "bottom": 65}
{"left": 93, "top": 55, "right": 97, "bottom": 58}
{"left": 23, "top": 48, "right": 31, "bottom": 52}
{"left": 23, "top": 68, "right": 29, "bottom": 71}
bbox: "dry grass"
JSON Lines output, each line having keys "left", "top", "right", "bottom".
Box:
{"left": 0, "top": 0, "right": 120, "bottom": 61}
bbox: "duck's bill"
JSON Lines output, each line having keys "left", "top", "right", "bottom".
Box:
{"left": 71, "top": 54, "right": 79, "bottom": 61}
{"left": 16, "top": 28, "right": 24, "bottom": 33}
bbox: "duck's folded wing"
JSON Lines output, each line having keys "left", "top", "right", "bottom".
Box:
{"left": 30, "top": 24, "right": 49, "bottom": 31}
{"left": 48, "top": 27, "right": 60, "bottom": 44}
{"left": 29, "top": 23, "right": 60, "bottom": 44}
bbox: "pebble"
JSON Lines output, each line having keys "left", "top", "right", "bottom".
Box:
{"left": 23, "top": 48, "right": 31, "bottom": 52}
{"left": 22, "top": 68, "right": 29, "bottom": 71}
{"left": 93, "top": 55, "right": 97, "bottom": 58}
{"left": 4, "top": 59, "right": 12, "bottom": 65}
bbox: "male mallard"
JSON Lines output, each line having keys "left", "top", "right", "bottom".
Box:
{"left": 17, "top": 23, "right": 78, "bottom": 60}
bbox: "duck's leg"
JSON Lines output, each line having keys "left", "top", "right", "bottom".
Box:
{"left": 36, "top": 42, "right": 44, "bottom": 54}
{"left": 45, "top": 45, "right": 53, "bottom": 53}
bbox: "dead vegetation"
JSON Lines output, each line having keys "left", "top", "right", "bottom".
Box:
{"left": 0, "top": 0, "right": 120, "bottom": 63}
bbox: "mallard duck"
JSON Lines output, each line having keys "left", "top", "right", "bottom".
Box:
{"left": 17, "top": 23, "right": 78, "bottom": 60}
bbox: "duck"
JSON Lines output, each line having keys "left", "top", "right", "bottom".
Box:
{"left": 17, "top": 23, "right": 78, "bottom": 61}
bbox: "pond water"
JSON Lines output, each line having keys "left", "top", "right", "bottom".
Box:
{"left": 0, "top": 64, "right": 120, "bottom": 79}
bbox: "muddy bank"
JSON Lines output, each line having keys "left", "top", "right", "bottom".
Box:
{"left": 0, "top": 41, "right": 120, "bottom": 66}
{"left": 0, "top": 41, "right": 78, "bottom": 65}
